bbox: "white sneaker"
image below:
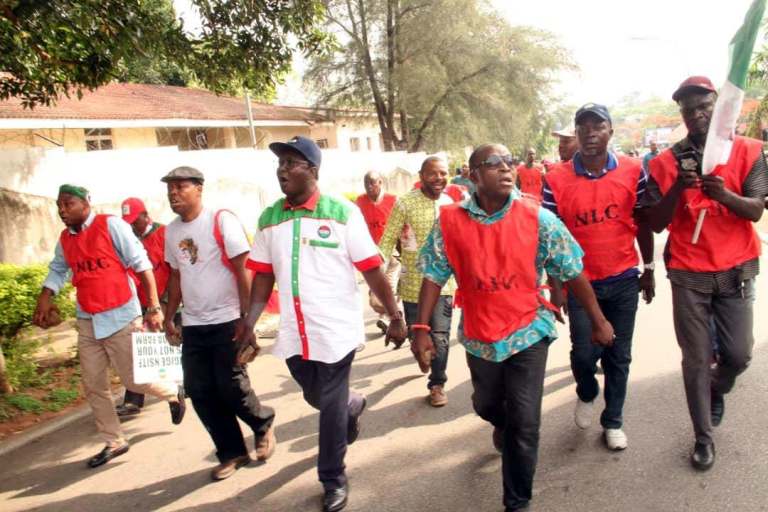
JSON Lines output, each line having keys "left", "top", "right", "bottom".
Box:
{"left": 604, "top": 428, "right": 628, "bottom": 450}
{"left": 574, "top": 399, "right": 594, "bottom": 429}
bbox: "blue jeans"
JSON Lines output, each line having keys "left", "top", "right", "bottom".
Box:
{"left": 403, "top": 296, "right": 453, "bottom": 389}
{"left": 567, "top": 276, "right": 639, "bottom": 429}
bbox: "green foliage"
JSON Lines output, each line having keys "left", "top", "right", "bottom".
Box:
{"left": 2, "top": 336, "right": 50, "bottom": 390}
{"left": 44, "top": 387, "right": 79, "bottom": 411}
{"left": 5, "top": 393, "right": 45, "bottom": 414}
{"left": 0, "top": 0, "right": 333, "bottom": 108}
{"left": 306, "top": 0, "right": 571, "bottom": 154}
{"left": 0, "top": 264, "right": 74, "bottom": 338}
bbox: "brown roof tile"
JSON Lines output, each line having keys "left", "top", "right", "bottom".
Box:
{"left": 0, "top": 82, "right": 327, "bottom": 123}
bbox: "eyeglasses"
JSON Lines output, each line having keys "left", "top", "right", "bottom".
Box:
{"left": 479, "top": 154, "right": 515, "bottom": 169}
{"left": 278, "top": 156, "right": 310, "bottom": 169}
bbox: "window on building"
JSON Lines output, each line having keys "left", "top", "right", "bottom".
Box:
{"left": 366, "top": 137, "right": 373, "bottom": 151}
{"left": 350, "top": 137, "right": 361, "bottom": 152}
{"left": 84, "top": 128, "right": 113, "bottom": 151}
{"left": 315, "top": 138, "right": 329, "bottom": 149}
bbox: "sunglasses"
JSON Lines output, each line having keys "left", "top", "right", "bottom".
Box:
{"left": 479, "top": 154, "right": 515, "bottom": 169}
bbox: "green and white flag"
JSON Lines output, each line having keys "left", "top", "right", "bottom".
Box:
{"left": 702, "top": 0, "right": 766, "bottom": 174}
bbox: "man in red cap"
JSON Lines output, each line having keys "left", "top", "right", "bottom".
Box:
{"left": 645, "top": 76, "right": 768, "bottom": 471}
{"left": 116, "top": 197, "right": 173, "bottom": 416}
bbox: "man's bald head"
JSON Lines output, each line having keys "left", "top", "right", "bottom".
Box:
{"left": 364, "top": 170, "right": 384, "bottom": 201}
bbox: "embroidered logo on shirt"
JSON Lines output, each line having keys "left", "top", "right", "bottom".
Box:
{"left": 317, "top": 225, "right": 331, "bottom": 239}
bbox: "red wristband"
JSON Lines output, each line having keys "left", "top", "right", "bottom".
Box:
{"left": 410, "top": 324, "right": 431, "bottom": 332}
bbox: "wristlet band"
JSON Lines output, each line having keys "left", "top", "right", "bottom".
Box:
{"left": 410, "top": 324, "right": 431, "bottom": 332}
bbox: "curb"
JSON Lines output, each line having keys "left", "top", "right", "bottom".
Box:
{"left": 0, "top": 387, "right": 124, "bottom": 458}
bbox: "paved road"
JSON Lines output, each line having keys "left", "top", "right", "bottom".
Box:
{"left": 1, "top": 251, "right": 767, "bottom": 512}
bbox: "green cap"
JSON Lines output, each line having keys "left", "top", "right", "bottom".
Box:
{"left": 58, "top": 184, "right": 89, "bottom": 201}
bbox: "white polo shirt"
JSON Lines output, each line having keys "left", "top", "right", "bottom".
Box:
{"left": 247, "top": 192, "right": 383, "bottom": 363}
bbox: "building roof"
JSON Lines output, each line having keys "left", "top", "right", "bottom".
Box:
{"left": 0, "top": 82, "right": 372, "bottom": 129}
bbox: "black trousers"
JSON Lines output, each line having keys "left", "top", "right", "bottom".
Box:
{"left": 181, "top": 320, "right": 275, "bottom": 462}
{"left": 286, "top": 350, "right": 363, "bottom": 490}
{"left": 466, "top": 340, "right": 550, "bottom": 510}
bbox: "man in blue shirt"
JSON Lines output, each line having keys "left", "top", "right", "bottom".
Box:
{"left": 33, "top": 184, "right": 185, "bottom": 468}
{"left": 642, "top": 141, "right": 660, "bottom": 173}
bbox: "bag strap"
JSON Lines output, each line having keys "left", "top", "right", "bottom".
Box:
{"left": 213, "top": 209, "right": 236, "bottom": 273}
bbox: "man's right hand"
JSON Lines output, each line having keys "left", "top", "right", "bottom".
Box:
{"left": 410, "top": 330, "right": 435, "bottom": 374}
{"left": 591, "top": 318, "right": 615, "bottom": 347}
{"left": 676, "top": 169, "right": 700, "bottom": 189}
{"left": 32, "top": 292, "right": 53, "bottom": 328}
{"left": 164, "top": 318, "right": 182, "bottom": 346}
{"left": 549, "top": 286, "right": 568, "bottom": 324}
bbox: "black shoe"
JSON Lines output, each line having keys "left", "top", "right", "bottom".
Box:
{"left": 323, "top": 484, "right": 349, "bottom": 512}
{"left": 169, "top": 386, "right": 186, "bottom": 425}
{"left": 691, "top": 442, "right": 715, "bottom": 471}
{"left": 711, "top": 390, "right": 725, "bottom": 427}
{"left": 376, "top": 319, "right": 388, "bottom": 334}
{"left": 115, "top": 403, "right": 142, "bottom": 417}
{"left": 347, "top": 397, "right": 367, "bottom": 445}
{"left": 492, "top": 427, "right": 504, "bottom": 454}
{"left": 87, "top": 443, "right": 130, "bottom": 468}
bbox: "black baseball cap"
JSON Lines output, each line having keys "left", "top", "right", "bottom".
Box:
{"left": 575, "top": 103, "right": 612, "bottom": 126}
{"left": 269, "top": 136, "right": 322, "bottom": 168}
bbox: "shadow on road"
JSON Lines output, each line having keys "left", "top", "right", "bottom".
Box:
{"left": 3, "top": 344, "right": 766, "bottom": 512}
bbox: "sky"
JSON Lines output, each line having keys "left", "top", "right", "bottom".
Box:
{"left": 174, "top": 0, "right": 764, "bottom": 108}
{"left": 493, "top": 0, "right": 762, "bottom": 107}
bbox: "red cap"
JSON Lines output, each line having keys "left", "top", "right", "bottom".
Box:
{"left": 121, "top": 197, "right": 146, "bottom": 224}
{"left": 672, "top": 76, "right": 716, "bottom": 102}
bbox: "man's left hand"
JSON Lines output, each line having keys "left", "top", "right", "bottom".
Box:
{"left": 701, "top": 175, "right": 729, "bottom": 202}
{"left": 639, "top": 269, "right": 655, "bottom": 304}
{"left": 144, "top": 308, "right": 164, "bottom": 332}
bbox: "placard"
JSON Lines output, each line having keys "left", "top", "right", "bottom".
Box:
{"left": 132, "top": 332, "right": 183, "bottom": 384}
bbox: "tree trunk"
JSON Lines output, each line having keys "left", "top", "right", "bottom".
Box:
{"left": 0, "top": 347, "right": 14, "bottom": 394}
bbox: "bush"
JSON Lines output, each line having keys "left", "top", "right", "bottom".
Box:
{"left": 0, "top": 263, "right": 75, "bottom": 338}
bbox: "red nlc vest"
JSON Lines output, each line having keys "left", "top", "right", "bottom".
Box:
{"left": 59, "top": 214, "right": 133, "bottom": 314}
{"left": 546, "top": 156, "right": 641, "bottom": 281}
{"left": 440, "top": 198, "right": 541, "bottom": 343}
{"left": 517, "top": 164, "right": 544, "bottom": 200}
{"left": 649, "top": 136, "right": 762, "bottom": 272}
{"left": 131, "top": 224, "right": 170, "bottom": 307}
{"left": 355, "top": 194, "right": 397, "bottom": 244}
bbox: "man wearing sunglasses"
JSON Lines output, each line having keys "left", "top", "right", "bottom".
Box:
{"left": 543, "top": 104, "right": 654, "bottom": 452}
{"left": 413, "top": 143, "right": 614, "bottom": 512}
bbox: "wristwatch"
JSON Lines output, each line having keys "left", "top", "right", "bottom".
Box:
{"left": 643, "top": 262, "right": 656, "bottom": 271}
{"left": 146, "top": 305, "right": 162, "bottom": 314}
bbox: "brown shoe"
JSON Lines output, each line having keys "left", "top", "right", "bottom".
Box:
{"left": 254, "top": 426, "right": 276, "bottom": 461}
{"left": 211, "top": 454, "right": 251, "bottom": 481}
{"left": 429, "top": 385, "right": 447, "bottom": 407}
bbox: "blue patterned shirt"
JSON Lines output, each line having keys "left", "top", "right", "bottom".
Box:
{"left": 418, "top": 190, "right": 584, "bottom": 362}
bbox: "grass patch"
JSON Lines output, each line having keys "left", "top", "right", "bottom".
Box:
{"left": 44, "top": 388, "right": 79, "bottom": 412}
{"left": 5, "top": 393, "right": 45, "bottom": 414}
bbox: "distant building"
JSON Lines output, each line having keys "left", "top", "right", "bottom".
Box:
{"left": 0, "top": 83, "right": 382, "bottom": 153}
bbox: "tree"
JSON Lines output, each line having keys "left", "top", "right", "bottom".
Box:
{"left": 0, "top": 0, "right": 332, "bottom": 108}
{"left": 305, "top": 0, "right": 571, "bottom": 153}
